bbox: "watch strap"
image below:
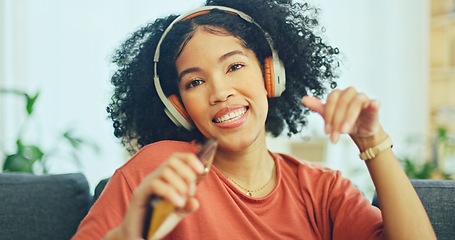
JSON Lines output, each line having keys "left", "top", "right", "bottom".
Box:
{"left": 359, "top": 135, "right": 393, "bottom": 161}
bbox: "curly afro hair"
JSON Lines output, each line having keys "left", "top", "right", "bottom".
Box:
{"left": 107, "top": 0, "right": 340, "bottom": 154}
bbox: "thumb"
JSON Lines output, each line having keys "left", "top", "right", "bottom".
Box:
{"left": 175, "top": 197, "right": 200, "bottom": 218}
{"left": 301, "top": 96, "right": 324, "bottom": 115}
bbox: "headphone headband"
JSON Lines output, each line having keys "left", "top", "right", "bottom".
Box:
{"left": 153, "top": 6, "right": 278, "bottom": 63}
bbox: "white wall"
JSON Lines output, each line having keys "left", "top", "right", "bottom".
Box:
{"left": 268, "top": 0, "right": 429, "bottom": 197}
{"left": 320, "top": 0, "right": 429, "bottom": 146}
{"left": 1, "top": 0, "right": 429, "bottom": 194}
{"left": 269, "top": 0, "right": 429, "bottom": 149}
{"left": 0, "top": 0, "right": 4, "bottom": 143}
{"left": 0, "top": 0, "right": 204, "bottom": 190}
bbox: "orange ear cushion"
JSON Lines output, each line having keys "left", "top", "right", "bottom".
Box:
{"left": 263, "top": 57, "right": 275, "bottom": 98}
{"left": 168, "top": 94, "right": 193, "bottom": 124}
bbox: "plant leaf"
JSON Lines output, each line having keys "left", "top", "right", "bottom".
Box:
{"left": 25, "top": 92, "right": 40, "bottom": 115}
{"left": 62, "top": 130, "right": 100, "bottom": 154}
{"left": 24, "top": 145, "right": 45, "bottom": 162}
{"left": 0, "top": 88, "right": 37, "bottom": 115}
{"left": 3, "top": 153, "right": 36, "bottom": 172}
{"left": 63, "top": 130, "right": 83, "bottom": 148}
{"left": 15, "top": 141, "right": 44, "bottom": 162}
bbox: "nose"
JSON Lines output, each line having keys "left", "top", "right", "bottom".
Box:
{"left": 209, "top": 77, "right": 236, "bottom": 105}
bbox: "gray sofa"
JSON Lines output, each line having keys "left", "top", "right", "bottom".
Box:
{"left": 0, "top": 173, "right": 454, "bottom": 240}
{"left": 372, "top": 179, "right": 455, "bottom": 239}
{"left": 0, "top": 173, "right": 92, "bottom": 240}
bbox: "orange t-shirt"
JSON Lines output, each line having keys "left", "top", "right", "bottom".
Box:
{"left": 73, "top": 140, "right": 383, "bottom": 239}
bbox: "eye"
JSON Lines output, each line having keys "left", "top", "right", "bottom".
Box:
{"left": 228, "top": 63, "right": 244, "bottom": 72}
{"left": 186, "top": 79, "right": 204, "bottom": 89}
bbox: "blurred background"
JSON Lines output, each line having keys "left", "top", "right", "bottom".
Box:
{"left": 1, "top": 0, "right": 454, "bottom": 199}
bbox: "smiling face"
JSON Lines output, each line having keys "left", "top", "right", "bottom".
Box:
{"left": 175, "top": 27, "right": 269, "bottom": 152}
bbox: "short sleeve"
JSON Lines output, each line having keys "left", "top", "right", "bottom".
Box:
{"left": 72, "top": 170, "right": 132, "bottom": 240}
{"left": 328, "top": 171, "right": 384, "bottom": 240}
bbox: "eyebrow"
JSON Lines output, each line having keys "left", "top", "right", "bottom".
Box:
{"left": 219, "top": 50, "right": 245, "bottom": 63}
{"left": 178, "top": 50, "right": 247, "bottom": 81}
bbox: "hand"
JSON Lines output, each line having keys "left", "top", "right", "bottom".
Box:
{"left": 104, "top": 153, "right": 205, "bottom": 240}
{"left": 301, "top": 87, "right": 382, "bottom": 144}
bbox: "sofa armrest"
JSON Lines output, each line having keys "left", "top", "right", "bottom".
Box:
{"left": 0, "top": 172, "right": 92, "bottom": 240}
{"left": 372, "top": 179, "right": 455, "bottom": 240}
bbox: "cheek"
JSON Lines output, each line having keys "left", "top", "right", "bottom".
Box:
{"left": 255, "top": 83, "right": 269, "bottom": 118}
{"left": 181, "top": 94, "right": 205, "bottom": 119}
{"left": 259, "top": 93, "right": 269, "bottom": 116}
{"left": 182, "top": 95, "right": 212, "bottom": 136}
{"left": 249, "top": 78, "right": 268, "bottom": 101}
{"left": 184, "top": 103, "right": 201, "bottom": 118}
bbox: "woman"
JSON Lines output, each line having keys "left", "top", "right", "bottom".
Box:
{"left": 73, "top": 0, "right": 436, "bottom": 239}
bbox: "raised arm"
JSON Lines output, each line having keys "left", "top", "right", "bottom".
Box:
{"left": 302, "top": 87, "right": 436, "bottom": 240}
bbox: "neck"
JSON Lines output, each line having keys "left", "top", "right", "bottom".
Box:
{"left": 213, "top": 134, "right": 274, "bottom": 188}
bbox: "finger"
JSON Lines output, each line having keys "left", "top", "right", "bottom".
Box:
{"left": 370, "top": 99, "right": 380, "bottom": 111}
{"left": 148, "top": 177, "right": 187, "bottom": 208}
{"left": 358, "top": 100, "right": 382, "bottom": 137}
{"left": 323, "top": 89, "right": 341, "bottom": 134}
{"left": 168, "top": 154, "right": 200, "bottom": 184}
{"left": 340, "top": 93, "right": 370, "bottom": 134}
{"left": 175, "top": 197, "right": 200, "bottom": 217}
{"left": 138, "top": 169, "right": 186, "bottom": 208}
{"left": 329, "top": 87, "right": 358, "bottom": 133}
{"left": 301, "top": 96, "right": 324, "bottom": 115}
{"left": 160, "top": 166, "right": 190, "bottom": 197}
{"left": 363, "top": 99, "right": 381, "bottom": 121}
{"left": 161, "top": 155, "right": 202, "bottom": 197}
{"left": 167, "top": 154, "right": 202, "bottom": 196}
{"left": 184, "top": 153, "right": 206, "bottom": 175}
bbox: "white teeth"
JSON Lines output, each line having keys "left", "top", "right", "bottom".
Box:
{"left": 214, "top": 108, "right": 247, "bottom": 123}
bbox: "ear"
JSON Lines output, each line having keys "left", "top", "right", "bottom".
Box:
{"left": 168, "top": 94, "right": 193, "bottom": 124}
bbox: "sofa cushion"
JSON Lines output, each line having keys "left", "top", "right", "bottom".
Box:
{"left": 93, "top": 177, "right": 109, "bottom": 203}
{"left": 0, "top": 172, "right": 92, "bottom": 240}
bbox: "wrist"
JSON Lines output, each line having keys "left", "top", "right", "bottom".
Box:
{"left": 351, "top": 127, "right": 388, "bottom": 152}
{"left": 351, "top": 127, "right": 393, "bottom": 161}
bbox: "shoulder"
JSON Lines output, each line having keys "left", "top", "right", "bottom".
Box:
{"left": 117, "top": 140, "right": 198, "bottom": 181}
{"left": 274, "top": 152, "right": 341, "bottom": 179}
{"left": 134, "top": 140, "right": 198, "bottom": 159}
{"left": 273, "top": 152, "right": 355, "bottom": 194}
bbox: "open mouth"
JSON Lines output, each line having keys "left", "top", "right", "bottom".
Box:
{"left": 213, "top": 107, "right": 248, "bottom": 123}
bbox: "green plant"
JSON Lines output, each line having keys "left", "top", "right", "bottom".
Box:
{"left": 400, "top": 157, "right": 451, "bottom": 179}
{"left": 435, "top": 126, "right": 455, "bottom": 160}
{"left": 0, "top": 88, "right": 99, "bottom": 173}
{"left": 398, "top": 127, "right": 454, "bottom": 180}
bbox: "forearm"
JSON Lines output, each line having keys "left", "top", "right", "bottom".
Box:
{"left": 301, "top": 90, "right": 437, "bottom": 239}
{"left": 353, "top": 130, "right": 436, "bottom": 240}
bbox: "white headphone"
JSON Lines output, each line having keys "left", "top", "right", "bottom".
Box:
{"left": 153, "top": 6, "right": 286, "bottom": 130}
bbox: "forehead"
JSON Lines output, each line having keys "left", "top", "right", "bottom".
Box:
{"left": 177, "top": 28, "right": 245, "bottom": 60}
{"left": 176, "top": 25, "right": 244, "bottom": 54}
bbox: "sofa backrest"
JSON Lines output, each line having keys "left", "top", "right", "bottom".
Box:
{"left": 372, "top": 179, "right": 455, "bottom": 240}
{"left": 0, "top": 172, "right": 92, "bottom": 240}
{"left": 93, "top": 177, "right": 109, "bottom": 203}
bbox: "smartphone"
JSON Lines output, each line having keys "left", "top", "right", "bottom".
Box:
{"left": 142, "top": 138, "right": 218, "bottom": 239}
